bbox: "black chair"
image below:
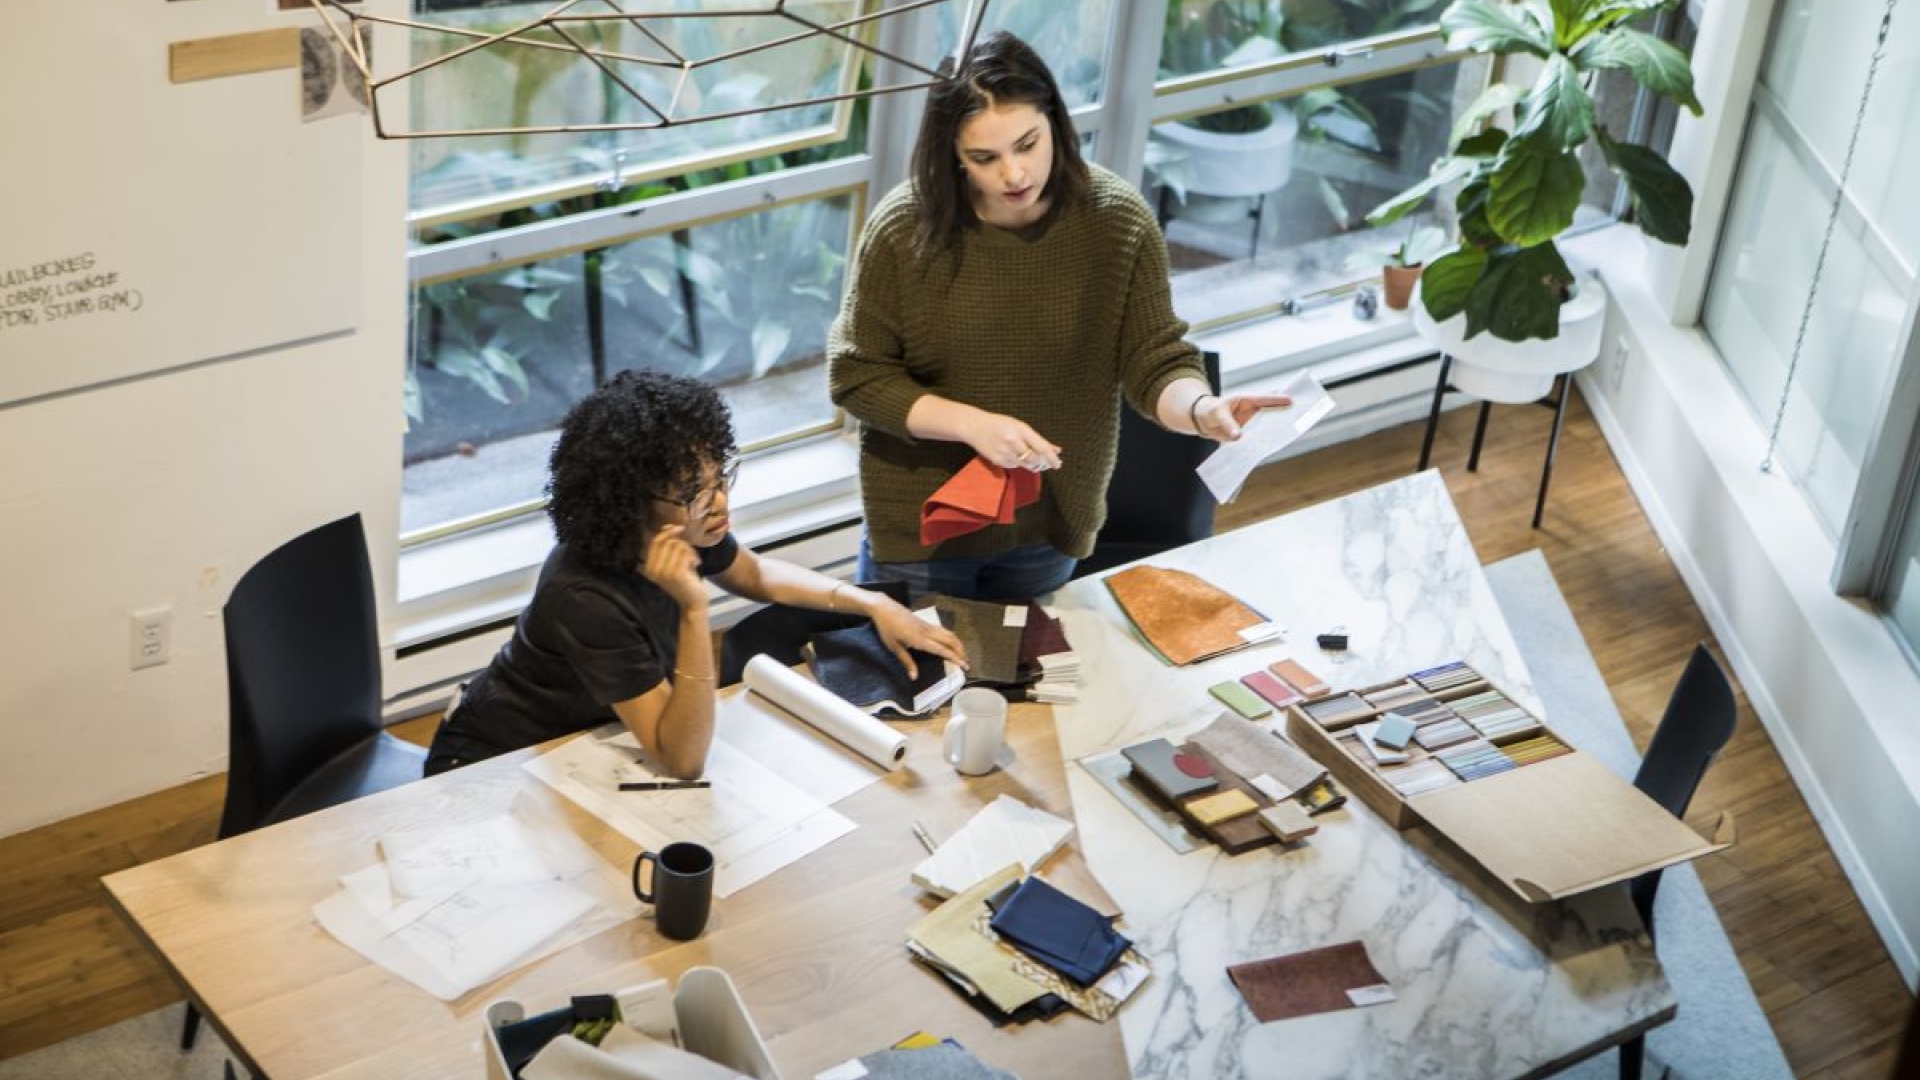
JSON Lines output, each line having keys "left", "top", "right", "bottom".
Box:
{"left": 1075, "top": 350, "right": 1223, "bottom": 578}
{"left": 1617, "top": 643, "right": 1738, "bottom": 1080}
{"left": 182, "top": 514, "right": 427, "bottom": 1052}
{"left": 717, "top": 580, "right": 910, "bottom": 686}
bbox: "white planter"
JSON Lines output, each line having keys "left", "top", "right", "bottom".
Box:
{"left": 1412, "top": 271, "right": 1608, "bottom": 404}
{"left": 1155, "top": 108, "right": 1299, "bottom": 198}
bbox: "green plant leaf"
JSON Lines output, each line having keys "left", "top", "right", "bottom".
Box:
{"left": 1573, "top": 27, "right": 1702, "bottom": 114}
{"left": 1547, "top": 0, "right": 1590, "bottom": 44}
{"left": 433, "top": 345, "right": 510, "bottom": 405}
{"left": 1462, "top": 241, "right": 1574, "bottom": 341}
{"left": 1440, "top": 0, "right": 1552, "bottom": 56}
{"left": 638, "top": 266, "right": 674, "bottom": 298}
{"left": 1364, "top": 154, "right": 1478, "bottom": 227}
{"left": 1450, "top": 82, "right": 1523, "bottom": 147}
{"left": 1456, "top": 179, "right": 1500, "bottom": 245}
{"left": 1578, "top": 0, "right": 1680, "bottom": 37}
{"left": 1455, "top": 128, "right": 1509, "bottom": 158}
{"left": 1518, "top": 53, "right": 1595, "bottom": 150}
{"left": 1315, "top": 176, "right": 1352, "bottom": 229}
{"left": 479, "top": 346, "right": 530, "bottom": 398}
{"left": 750, "top": 323, "right": 792, "bottom": 377}
{"left": 1421, "top": 245, "right": 1487, "bottom": 321}
{"left": 1486, "top": 136, "right": 1585, "bottom": 246}
{"left": 1596, "top": 130, "right": 1694, "bottom": 244}
{"left": 523, "top": 290, "right": 558, "bottom": 321}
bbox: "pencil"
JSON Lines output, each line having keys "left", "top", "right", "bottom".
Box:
{"left": 911, "top": 820, "right": 938, "bottom": 854}
{"left": 618, "top": 780, "right": 712, "bottom": 791}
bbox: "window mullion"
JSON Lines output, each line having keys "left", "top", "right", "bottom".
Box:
{"left": 1835, "top": 271, "right": 1920, "bottom": 595}
{"left": 1150, "top": 32, "right": 1451, "bottom": 124}
{"left": 409, "top": 157, "right": 872, "bottom": 283}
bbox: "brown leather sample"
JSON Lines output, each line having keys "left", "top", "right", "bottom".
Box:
{"left": 1103, "top": 565, "right": 1270, "bottom": 666}
{"left": 1227, "top": 940, "right": 1387, "bottom": 1022}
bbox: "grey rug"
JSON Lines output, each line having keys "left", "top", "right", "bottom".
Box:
{"left": 1486, "top": 549, "right": 1793, "bottom": 1080}
{"left": 0, "top": 551, "right": 1793, "bottom": 1080}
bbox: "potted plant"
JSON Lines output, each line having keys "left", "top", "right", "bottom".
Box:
{"left": 1365, "top": 0, "right": 1701, "bottom": 398}
{"left": 1382, "top": 224, "right": 1450, "bottom": 310}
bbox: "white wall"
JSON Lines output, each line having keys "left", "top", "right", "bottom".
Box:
{"left": 1577, "top": 225, "right": 1920, "bottom": 990}
{"left": 0, "top": 6, "right": 408, "bottom": 838}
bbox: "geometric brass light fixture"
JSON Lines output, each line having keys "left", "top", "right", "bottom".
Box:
{"left": 306, "top": 0, "right": 990, "bottom": 139}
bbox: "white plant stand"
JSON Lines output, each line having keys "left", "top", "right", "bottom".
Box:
{"left": 1410, "top": 272, "right": 1609, "bottom": 529}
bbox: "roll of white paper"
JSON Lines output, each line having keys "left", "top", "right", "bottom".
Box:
{"left": 741, "top": 654, "right": 908, "bottom": 770}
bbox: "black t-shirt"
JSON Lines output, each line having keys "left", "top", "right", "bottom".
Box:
{"left": 428, "top": 535, "right": 740, "bottom": 768}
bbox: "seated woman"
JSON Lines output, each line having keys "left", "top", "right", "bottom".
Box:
{"left": 425, "top": 370, "right": 967, "bottom": 779}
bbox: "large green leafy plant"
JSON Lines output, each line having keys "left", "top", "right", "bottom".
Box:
{"left": 1367, "top": 0, "right": 1701, "bottom": 342}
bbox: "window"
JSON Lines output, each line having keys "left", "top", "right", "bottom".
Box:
{"left": 1701, "top": 0, "right": 1918, "bottom": 537}
{"left": 396, "top": 0, "right": 1682, "bottom": 545}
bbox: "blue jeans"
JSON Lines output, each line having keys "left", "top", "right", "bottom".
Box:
{"left": 857, "top": 534, "right": 1078, "bottom": 603}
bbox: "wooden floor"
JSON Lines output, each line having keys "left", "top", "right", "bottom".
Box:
{"left": 0, "top": 389, "right": 1911, "bottom": 1076}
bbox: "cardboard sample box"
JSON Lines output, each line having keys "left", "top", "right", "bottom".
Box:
{"left": 1285, "top": 670, "right": 1733, "bottom": 903}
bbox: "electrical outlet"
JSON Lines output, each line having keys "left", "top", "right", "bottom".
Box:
{"left": 1606, "top": 334, "right": 1631, "bottom": 394}
{"left": 130, "top": 607, "right": 171, "bottom": 670}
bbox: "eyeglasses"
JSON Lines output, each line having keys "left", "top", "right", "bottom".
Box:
{"left": 652, "top": 459, "right": 740, "bottom": 517}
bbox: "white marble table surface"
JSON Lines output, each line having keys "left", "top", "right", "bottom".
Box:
{"left": 1049, "top": 470, "right": 1673, "bottom": 1080}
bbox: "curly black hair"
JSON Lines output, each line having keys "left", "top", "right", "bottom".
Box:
{"left": 546, "top": 370, "right": 737, "bottom": 572}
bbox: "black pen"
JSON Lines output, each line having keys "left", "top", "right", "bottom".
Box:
{"left": 618, "top": 780, "right": 712, "bottom": 791}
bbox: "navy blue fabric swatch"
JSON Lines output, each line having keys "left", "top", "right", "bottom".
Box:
{"left": 988, "top": 876, "right": 1131, "bottom": 988}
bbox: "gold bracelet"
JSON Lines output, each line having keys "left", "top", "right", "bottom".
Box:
{"left": 672, "top": 668, "right": 716, "bottom": 682}
{"left": 827, "top": 581, "right": 847, "bottom": 613}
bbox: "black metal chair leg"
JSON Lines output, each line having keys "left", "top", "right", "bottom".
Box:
{"left": 1248, "top": 194, "right": 1266, "bottom": 260}
{"left": 1467, "top": 401, "right": 1493, "bottom": 472}
{"left": 181, "top": 1001, "right": 202, "bottom": 1050}
{"left": 1533, "top": 374, "right": 1572, "bottom": 529}
{"left": 1619, "top": 1032, "right": 1645, "bottom": 1080}
{"left": 1417, "top": 354, "right": 1452, "bottom": 473}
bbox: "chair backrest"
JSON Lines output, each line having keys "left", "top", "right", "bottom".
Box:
{"left": 1629, "top": 643, "right": 1737, "bottom": 928}
{"left": 219, "top": 514, "right": 383, "bottom": 838}
{"left": 1076, "top": 351, "right": 1222, "bottom": 578}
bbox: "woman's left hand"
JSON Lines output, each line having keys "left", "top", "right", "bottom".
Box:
{"left": 1195, "top": 393, "right": 1292, "bottom": 442}
{"left": 870, "top": 601, "right": 969, "bottom": 680}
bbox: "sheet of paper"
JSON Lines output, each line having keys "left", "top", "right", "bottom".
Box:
{"left": 524, "top": 724, "right": 856, "bottom": 898}
{"left": 1198, "top": 371, "right": 1337, "bottom": 503}
{"left": 378, "top": 809, "right": 596, "bottom": 899}
{"left": 910, "top": 794, "right": 1074, "bottom": 898}
{"left": 315, "top": 862, "right": 631, "bottom": 1001}
{"left": 709, "top": 690, "right": 881, "bottom": 806}
{"left": 316, "top": 798, "right": 636, "bottom": 1002}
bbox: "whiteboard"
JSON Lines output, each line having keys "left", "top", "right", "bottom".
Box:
{"left": 0, "top": 0, "right": 362, "bottom": 406}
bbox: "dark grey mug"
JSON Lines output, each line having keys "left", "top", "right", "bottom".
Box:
{"left": 631, "top": 841, "right": 714, "bottom": 941}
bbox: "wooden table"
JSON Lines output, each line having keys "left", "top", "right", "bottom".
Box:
{"left": 102, "top": 694, "right": 1125, "bottom": 1080}
{"left": 105, "top": 471, "right": 1673, "bottom": 1080}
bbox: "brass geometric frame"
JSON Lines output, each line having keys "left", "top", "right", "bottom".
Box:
{"left": 307, "top": 0, "right": 989, "bottom": 139}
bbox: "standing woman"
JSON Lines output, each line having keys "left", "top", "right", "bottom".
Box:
{"left": 829, "top": 30, "right": 1286, "bottom": 602}
{"left": 425, "top": 370, "right": 965, "bottom": 779}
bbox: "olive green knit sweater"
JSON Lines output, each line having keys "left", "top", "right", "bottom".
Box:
{"left": 828, "top": 164, "right": 1206, "bottom": 563}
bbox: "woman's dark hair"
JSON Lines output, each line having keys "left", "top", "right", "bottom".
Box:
{"left": 546, "top": 369, "right": 737, "bottom": 571}
{"left": 909, "top": 30, "right": 1089, "bottom": 259}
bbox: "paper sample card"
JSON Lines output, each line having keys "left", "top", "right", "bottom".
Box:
{"left": 1241, "top": 670, "right": 1303, "bottom": 709}
{"left": 1185, "top": 788, "right": 1259, "bottom": 825}
{"left": 1209, "top": 679, "right": 1273, "bottom": 719}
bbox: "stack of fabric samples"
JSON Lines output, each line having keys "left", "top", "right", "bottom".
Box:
{"left": 924, "top": 597, "right": 1081, "bottom": 704}
{"left": 1017, "top": 602, "right": 1079, "bottom": 704}
{"left": 805, "top": 624, "right": 960, "bottom": 717}
{"left": 905, "top": 863, "right": 1148, "bottom": 1028}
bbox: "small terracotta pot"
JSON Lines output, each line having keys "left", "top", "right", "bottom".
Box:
{"left": 1382, "top": 263, "right": 1424, "bottom": 311}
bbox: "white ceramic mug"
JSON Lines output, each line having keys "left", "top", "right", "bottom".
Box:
{"left": 943, "top": 688, "right": 1007, "bottom": 776}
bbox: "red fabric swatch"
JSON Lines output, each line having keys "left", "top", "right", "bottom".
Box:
{"left": 920, "top": 457, "right": 1042, "bottom": 546}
